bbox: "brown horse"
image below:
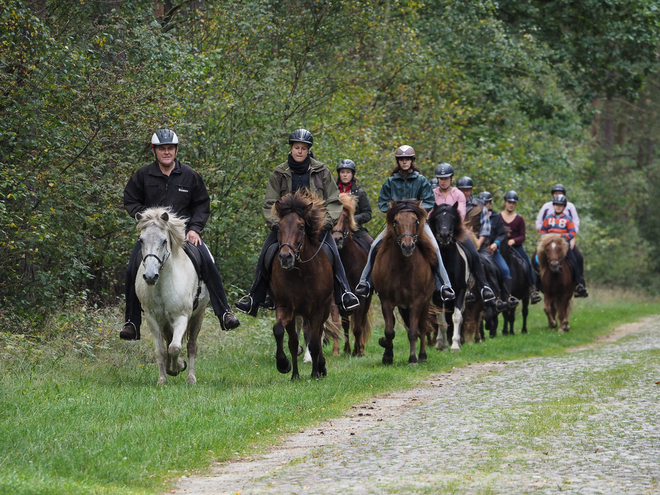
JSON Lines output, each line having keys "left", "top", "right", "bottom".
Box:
{"left": 269, "top": 190, "right": 334, "bottom": 379}
{"left": 373, "top": 200, "right": 437, "bottom": 364}
{"left": 537, "top": 234, "right": 576, "bottom": 333}
{"left": 329, "top": 193, "right": 372, "bottom": 357}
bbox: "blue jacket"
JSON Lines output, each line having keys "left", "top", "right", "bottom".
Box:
{"left": 377, "top": 171, "right": 435, "bottom": 212}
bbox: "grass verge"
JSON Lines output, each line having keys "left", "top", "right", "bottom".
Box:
{"left": 0, "top": 287, "right": 658, "bottom": 494}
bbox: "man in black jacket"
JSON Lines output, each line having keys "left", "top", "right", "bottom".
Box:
{"left": 120, "top": 129, "right": 239, "bottom": 340}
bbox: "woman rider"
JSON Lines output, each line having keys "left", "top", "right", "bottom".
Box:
{"left": 500, "top": 190, "right": 541, "bottom": 304}
{"left": 235, "top": 129, "right": 360, "bottom": 316}
{"left": 354, "top": 145, "right": 455, "bottom": 304}
{"left": 336, "top": 159, "right": 374, "bottom": 247}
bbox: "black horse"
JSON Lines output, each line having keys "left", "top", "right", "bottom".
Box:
{"left": 499, "top": 242, "right": 531, "bottom": 335}
{"left": 428, "top": 203, "right": 472, "bottom": 352}
{"left": 479, "top": 249, "right": 502, "bottom": 338}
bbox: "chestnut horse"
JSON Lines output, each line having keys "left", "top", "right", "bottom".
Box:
{"left": 537, "top": 234, "right": 576, "bottom": 333}
{"left": 270, "top": 190, "right": 334, "bottom": 379}
{"left": 373, "top": 200, "right": 437, "bottom": 364}
{"left": 329, "top": 193, "right": 372, "bottom": 357}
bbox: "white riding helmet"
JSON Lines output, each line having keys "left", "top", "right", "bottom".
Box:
{"left": 151, "top": 129, "right": 179, "bottom": 147}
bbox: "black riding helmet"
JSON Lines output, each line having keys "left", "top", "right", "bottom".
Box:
{"left": 456, "top": 176, "right": 473, "bottom": 189}
{"left": 435, "top": 163, "right": 454, "bottom": 178}
{"left": 289, "top": 128, "right": 313, "bottom": 146}
{"left": 151, "top": 129, "right": 179, "bottom": 147}
{"left": 429, "top": 178, "right": 439, "bottom": 189}
{"left": 337, "top": 159, "right": 356, "bottom": 172}
{"left": 551, "top": 183, "right": 566, "bottom": 195}
{"left": 478, "top": 191, "right": 493, "bottom": 202}
{"left": 504, "top": 190, "right": 519, "bottom": 202}
{"left": 552, "top": 194, "right": 568, "bottom": 206}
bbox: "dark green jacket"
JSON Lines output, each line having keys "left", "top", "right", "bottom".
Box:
{"left": 377, "top": 171, "right": 435, "bottom": 212}
{"left": 263, "top": 157, "right": 341, "bottom": 227}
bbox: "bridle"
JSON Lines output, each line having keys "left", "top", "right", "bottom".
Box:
{"left": 393, "top": 217, "right": 420, "bottom": 247}
{"left": 332, "top": 227, "right": 350, "bottom": 242}
{"left": 276, "top": 223, "right": 326, "bottom": 265}
{"left": 141, "top": 238, "right": 171, "bottom": 269}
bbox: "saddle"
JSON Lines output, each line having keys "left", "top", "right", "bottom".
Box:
{"left": 182, "top": 241, "right": 204, "bottom": 310}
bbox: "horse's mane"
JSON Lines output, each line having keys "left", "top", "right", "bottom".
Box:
{"left": 428, "top": 203, "right": 465, "bottom": 238}
{"left": 136, "top": 207, "right": 186, "bottom": 250}
{"left": 537, "top": 234, "right": 568, "bottom": 272}
{"left": 273, "top": 189, "right": 328, "bottom": 238}
{"left": 382, "top": 200, "right": 437, "bottom": 268}
{"left": 338, "top": 193, "right": 358, "bottom": 231}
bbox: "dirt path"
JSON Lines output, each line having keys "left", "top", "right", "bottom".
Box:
{"left": 173, "top": 316, "right": 660, "bottom": 494}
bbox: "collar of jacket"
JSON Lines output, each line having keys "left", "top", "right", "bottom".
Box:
{"left": 148, "top": 159, "right": 182, "bottom": 176}
{"left": 277, "top": 157, "right": 325, "bottom": 176}
{"left": 392, "top": 170, "right": 419, "bottom": 180}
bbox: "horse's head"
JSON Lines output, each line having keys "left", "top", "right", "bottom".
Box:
{"left": 136, "top": 208, "right": 185, "bottom": 285}
{"left": 538, "top": 234, "right": 568, "bottom": 274}
{"left": 332, "top": 193, "right": 357, "bottom": 249}
{"left": 386, "top": 200, "right": 427, "bottom": 257}
{"left": 273, "top": 190, "right": 326, "bottom": 270}
{"left": 428, "top": 202, "right": 462, "bottom": 246}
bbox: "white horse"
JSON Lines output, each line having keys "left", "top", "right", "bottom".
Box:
{"left": 135, "top": 207, "right": 209, "bottom": 385}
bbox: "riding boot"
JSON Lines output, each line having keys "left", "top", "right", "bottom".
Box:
{"left": 323, "top": 231, "right": 359, "bottom": 314}
{"left": 198, "top": 243, "right": 240, "bottom": 331}
{"left": 504, "top": 278, "right": 519, "bottom": 309}
{"left": 458, "top": 237, "right": 494, "bottom": 304}
{"left": 236, "top": 231, "right": 277, "bottom": 316}
{"left": 121, "top": 242, "right": 143, "bottom": 340}
{"left": 355, "top": 240, "right": 380, "bottom": 297}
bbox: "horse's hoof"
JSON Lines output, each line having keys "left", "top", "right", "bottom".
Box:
{"left": 277, "top": 359, "right": 292, "bottom": 374}
{"left": 157, "top": 377, "right": 167, "bottom": 386}
{"left": 382, "top": 356, "right": 393, "bottom": 365}
{"left": 408, "top": 355, "right": 418, "bottom": 365}
{"left": 450, "top": 346, "right": 461, "bottom": 353}
{"left": 186, "top": 375, "right": 197, "bottom": 385}
{"left": 419, "top": 352, "right": 427, "bottom": 363}
{"left": 166, "top": 369, "right": 178, "bottom": 377}
{"left": 291, "top": 372, "right": 300, "bottom": 380}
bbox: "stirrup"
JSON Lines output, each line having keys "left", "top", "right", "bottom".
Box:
{"left": 119, "top": 321, "right": 137, "bottom": 341}
{"left": 481, "top": 286, "right": 496, "bottom": 303}
{"left": 235, "top": 294, "right": 255, "bottom": 314}
{"left": 354, "top": 281, "right": 371, "bottom": 298}
{"left": 221, "top": 311, "right": 240, "bottom": 331}
{"left": 341, "top": 291, "right": 360, "bottom": 312}
{"left": 530, "top": 290, "right": 542, "bottom": 304}
{"left": 441, "top": 285, "right": 455, "bottom": 302}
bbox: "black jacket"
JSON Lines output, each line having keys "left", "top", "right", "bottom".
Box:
{"left": 488, "top": 211, "right": 507, "bottom": 248}
{"left": 124, "top": 160, "right": 210, "bottom": 233}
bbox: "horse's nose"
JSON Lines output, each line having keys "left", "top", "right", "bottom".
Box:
{"left": 335, "top": 237, "right": 344, "bottom": 249}
{"left": 401, "top": 241, "right": 416, "bottom": 257}
{"left": 143, "top": 273, "right": 159, "bottom": 285}
{"left": 279, "top": 252, "right": 295, "bottom": 270}
{"left": 550, "top": 261, "right": 560, "bottom": 272}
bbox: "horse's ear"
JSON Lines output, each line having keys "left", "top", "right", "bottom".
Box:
{"left": 451, "top": 201, "right": 459, "bottom": 211}
{"left": 135, "top": 212, "right": 143, "bottom": 222}
{"left": 161, "top": 211, "right": 169, "bottom": 222}
{"left": 389, "top": 200, "right": 396, "bottom": 210}
{"left": 415, "top": 200, "right": 422, "bottom": 209}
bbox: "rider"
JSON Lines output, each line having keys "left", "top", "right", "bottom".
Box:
{"left": 235, "top": 129, "right": 360, "bottom": 316}
{"left": 354, "top": 145, "right": 455, "bottom": 304}
{"left": 457, "top": 176, "right": 489, "bottom": 249}
{"left": 433, "top": 165, "right": 496, "bottom": 304}
{"left": 121, "top": 129, "right": 240, "bottom": 340}
{"left": 478, "top": 191, "right": 519, "bottom": 310}
{"left": 336, "top": 159, "right": 374, "bottom": 245}
{"left": 539, "top": 194, "right": 589, "bottom": 297}
{"left": 500, "top": 190, "right": 542, "bottom": 304}
{"left": 535, "top": 183, "right": 586, "bottom": 298}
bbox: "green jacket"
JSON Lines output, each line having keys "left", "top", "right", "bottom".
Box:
{"left": 262, "top": 157, "right": 342, "bottom": 227}
{"left": 377, "top": 171, "right": 435, "bottom": 212}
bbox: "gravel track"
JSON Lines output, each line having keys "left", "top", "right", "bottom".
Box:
{"left": 173, "top": 317, "right": 660, "bottom": 494}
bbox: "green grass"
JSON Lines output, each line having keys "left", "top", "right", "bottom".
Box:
{"left": 0, "top": 288, "right": 658, "bottom": 494}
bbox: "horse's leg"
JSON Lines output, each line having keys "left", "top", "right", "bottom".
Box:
{"left": 407, "top": 307, "right": 421, "bottom": 365}
{"left": 558, "top": 296, "right": 571, "bottom": 333}
{"left": 167, "top": 315, "right": 189, "bottom": 376}
{"left": 379, "top": 301, "right": 396, "bottom": 365}
{"left": 273, "top": 310, "right": 293, "bottom": 375}
{"left": 186, "top": 310, "right": 205, "bottom": 385}
{"left": 418, "top": 307, "right": 429, "bottom": 363}
{"left": 435, "top": 310, "right": 449, "bottom": 351}
{"left": 308, "top": 313, "right": 326, "bottom": 379}
{"left": 302, "top": 318, "right": 313, "bottom": 364}
{"left": 286, "top": 319, "right": 301, "bottom": 380}
{"left": 451, "top": 305, "right": 463, "bottom": 352}
{"left": 329, "top": 303, "right": 341, "bottom": 356}
{"left": 343, "top": 315, "right": 353, "bottom": 356}
{"left": 521, "top": 297, "right": 529, "bottom": 334}
{"left": 544, "top": 294, "right": 557, "bottom": 329}
{"left": 145, "top": 314, "right": 168, "bottom": 385}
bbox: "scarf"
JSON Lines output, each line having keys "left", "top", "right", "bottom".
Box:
{"left": 288, "top": 154, "right": 311, "bottom": 192}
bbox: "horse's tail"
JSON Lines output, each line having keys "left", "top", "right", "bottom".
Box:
{"left": 323, "top": 319, "right": 342, "bottom": 342}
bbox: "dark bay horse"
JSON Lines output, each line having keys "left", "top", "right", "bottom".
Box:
{"left": 537, "top": 234, "right": 576, "bottom": 333}
{"left": 269, "top": 190, "right": 334, "bottom": 379}
{"left": 329, "top": 193, "right": 372, "bottom": 357}
{"left": 499, "top": 242, "right": 531, "bottom": 335}
{"left": 427, "top": 203, "right": 471, "bottom": 352}
{"left": 372, "top": 200, "right": 436, "bottom": 364}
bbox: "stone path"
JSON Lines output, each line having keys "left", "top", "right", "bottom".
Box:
{"left": 173, "top": 317, "right": 660, "bottom": 494}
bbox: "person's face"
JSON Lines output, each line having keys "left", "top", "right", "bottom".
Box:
{"left": 438, "top": 176, "right": 452, "bottom": 191}
{"left": 459, "top": 188, "right": 472, "bottom": 200}
{"left": 153, "top": 144, "right": 177, "bottom": 168}
{"left": 504, "top": 200, "right": 517, "bottom": 212}
{"left": 485, "top": 200, "right": 492, "bottom": 210}
{"left": 339, "top": 169, "right": 354, "bottom": 184}
{"left": 290, "top": 142, "right": 310, "bottom": 163}
{"left": 397, "top": 158, "right": 413, "bottom": 171}
{"left": 553, "top": 204, "right": 566, "bottom": 214}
